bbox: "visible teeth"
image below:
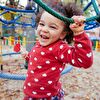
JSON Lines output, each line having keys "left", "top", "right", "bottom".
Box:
{"left": 41, "top": 35, "right": 49, "bottom": 39}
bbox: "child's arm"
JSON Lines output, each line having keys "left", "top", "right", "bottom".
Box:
{"left": 58, "top": 32, "right": 93, "bottom": 69}
{"left": 72, "top": 31, "right": 93, "bottom": 68}
{"left": 69, "top": 16, "right": 93, "bottom": 68}
{"left": 53, "top": 16, "right": 93, "bottom": 68}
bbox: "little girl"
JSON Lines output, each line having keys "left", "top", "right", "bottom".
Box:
{"left": 23, "top": 2, "right": 93, "bottom": 100}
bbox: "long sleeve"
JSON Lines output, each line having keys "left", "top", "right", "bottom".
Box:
{"left": 53, "top": 32, "right": 93, "bottom": 69}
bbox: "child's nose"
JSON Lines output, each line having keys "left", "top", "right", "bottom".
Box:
{"left": 42, "top": 26, "right": 49, "bottom": 32}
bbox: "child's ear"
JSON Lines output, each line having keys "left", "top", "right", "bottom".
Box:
{"left": 60, "top": 31, "right": 66, "bottom": 40}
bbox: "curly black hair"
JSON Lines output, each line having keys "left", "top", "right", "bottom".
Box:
{"left": 36, "top": 2, "right": 83, "bottom": 44}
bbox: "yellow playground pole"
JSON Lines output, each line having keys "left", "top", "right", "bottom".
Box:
{"left": 8, "top": 36, "right": 12, "bottom": 46}
{"left": 0, "top": 22, "right": 3, "bottom": 70}
{"left": 95, "top": 40, "right": 100, "bottom": 52}
{"left": 23, "top": 37, "right": 26, "bottom": 47}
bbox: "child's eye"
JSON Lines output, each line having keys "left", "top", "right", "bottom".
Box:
{"left": 39, "top": 22, "right": 44, "bottom": 26}
{"left": 50, "top": 26, "right": 57, "bottom": 29}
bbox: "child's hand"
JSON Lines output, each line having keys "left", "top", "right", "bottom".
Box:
{"left": 70, "top": 15, "right": 86, "bottom": 35}
{"left": 21, "top": 53, "right": 28, "bottom": 59}
{"left": 21, "top": 46, "right": 28, "bottom": 59}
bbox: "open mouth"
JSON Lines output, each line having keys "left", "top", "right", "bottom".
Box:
{"left": 40, "top": 34, "right": 49, "bottom": 39}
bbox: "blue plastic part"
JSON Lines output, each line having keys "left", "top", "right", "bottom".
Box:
{"left": 0, "top": 72, "right": 26, "bottom": 80}
{"left": 2, "top": 52, "right": 21, "bottom": 56}
{"left": 61, "top": 65, "right": 73, "bottom": 75}
{"left": 0, "top": 5, "right": 36, "bottom": 13}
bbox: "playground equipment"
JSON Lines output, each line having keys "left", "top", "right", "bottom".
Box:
{"left": 0, "top": 0, "right": 100, "bottom": 80}
{"left": 83, "top": 0, "right": 100, "bottom": 30}
{"left": 0, "top": 0, "right": 19, "bottom": 20}
{"left": 95, "top": 40, "right": 100, "bottom": 51}
{"left": 0, "top": 22, "right": 3, "bottom": 70}
{"left": 1, "top": 36, "right": 27, "bottom": 46}
{"left": 0, "top": 2, "right": 37, "bottom": 26}
{"left": 0, "top": 0, "right": 99, "bottom": 28}
{"left": 33, "top": 0, "right": 100, "bottom": 23}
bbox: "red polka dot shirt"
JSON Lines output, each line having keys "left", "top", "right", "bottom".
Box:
{"left": 24, "top": 32, "right": 93, "bottom": 98}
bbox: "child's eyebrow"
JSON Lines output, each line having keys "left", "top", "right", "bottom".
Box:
{"left": 39, "top": 20, "right": 44, "bottom": 22}
{"left": 50, "top": 23, "right": 58, "bottom": 26}
{"left": 39, "top": 20, "right": 58, "bottom": 27}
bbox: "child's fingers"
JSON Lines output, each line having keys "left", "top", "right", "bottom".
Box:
{"left": 72, "top": 15, "right": 86, "bottom": 23}
{"left": 70, "top": 22, "right": 84, "bottom": 28}
{"left": 70, "top": 22, "right": 85, "bottom": 33}
{"left": 21, "top": 53, "right": 28, "bottom": 59}
{"left": 70, "top": 15, "right": 85, "bottom": 30}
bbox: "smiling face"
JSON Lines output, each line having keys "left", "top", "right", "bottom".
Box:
{"left": 37, "top": 11, "right": 66, "bottom": 46}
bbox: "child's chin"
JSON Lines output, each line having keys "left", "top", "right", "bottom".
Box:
{"left": 40, "top": 42, "right": 49, "bottom": 46}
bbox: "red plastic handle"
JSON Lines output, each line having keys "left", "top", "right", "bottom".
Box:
{"left": 14, "top": 43, "right": 21, "bottom": 52}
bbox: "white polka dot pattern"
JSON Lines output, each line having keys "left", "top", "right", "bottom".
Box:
{"left": 30, "top": 70, "right": 34, "bottom": 74}
{"left": 72, "top": 59, "right": 75, "bottom": 64}
{"left": 32, "top": 91, "right": 37, "bottom": 94}
{"left": 27, "top": 82, "right": 31, "bottom": 86}
{"left": 77, "top": 44, "right": 82, "bottom": 47}
{"left": 41, "top": 52, "right": 45, "bottom": 55}
{"left": 61, "top": 54, "right": 64, "bottom": 59}
{"left": 48, "top": 81, "right": 52, "bottom": 84}
{"left": 47, "top": 93, "right": 51, "bottom": 96}
{"left": 51, "top": 67, "right": 56, "bottom": 71}
{"left": 24, "top": 86, "right": 26, "bottom": 89}
{"left": 42, "top": 73, "right": 47, "bottom": 77}
{"left": 37, "top": 65, "right": 42, "bottom": 69}
{"left": 40, "top": 87, "right": 45, "bottom": 90}
{"left": 78, "top": 58, "right": 82, "bottom": 63}
{"left": 59, "top": 68, "right": 63, "bottom": 71}
{"left": 33, "top": 50, "right": 35, "bottom": 52}
{"left": 34, "top": 78, "right": 39, "bottom": 82}
{"left": 87, "top": 52, "right": 92, "bottom": 58}
{"left": 60, "top": 45, "right": 63, "bottom": 49}
{"left": 49, "top": 48, "right": 53, "bottom": 51}
{"left": 68, "top": 49, "right": 71, "bottom": 54}
{"left": 34, "top": 57, "right": 37, "bottom": 61}
{"left": 46, "top": 60, "right": 50, "bottom": 64}
{"left": 30, "top": 62, "right": 32, "bottom": 65}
